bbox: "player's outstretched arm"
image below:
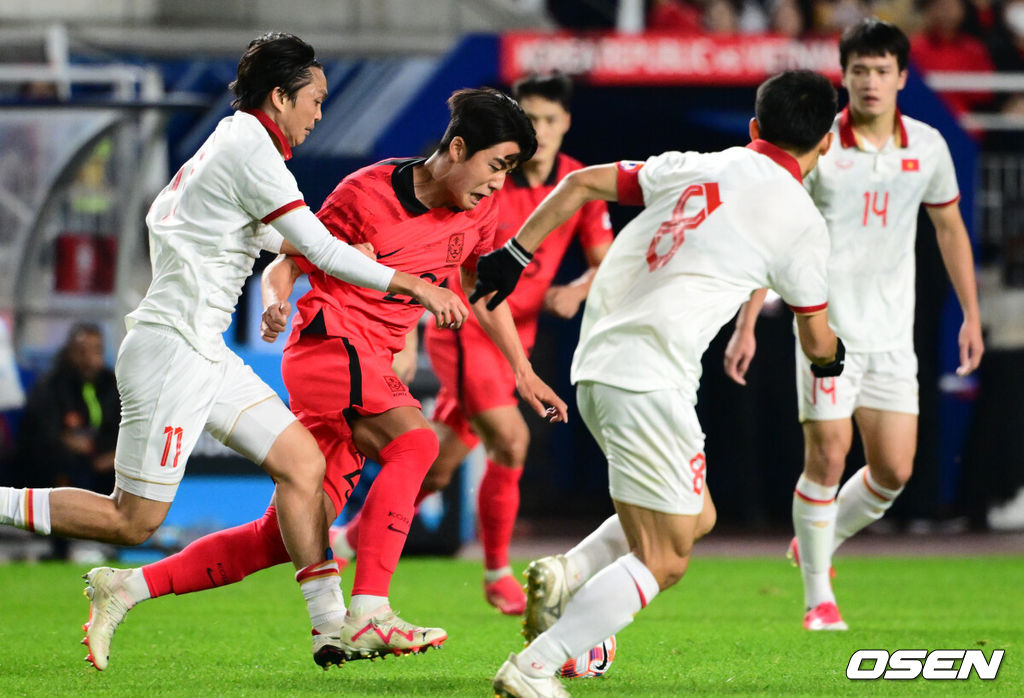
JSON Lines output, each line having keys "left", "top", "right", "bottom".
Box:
{"left": 470, "top": 164, "right": 619, "bottom": 310}
{"left": 271, "top": 206, "right": 395, "bottom": 291}
{"left": 462, "top": 267, "right": 568, "bottom": 423}
{"left": 723, "top": 288, "right": 769, "bottom": 385}
{"left": 927, "top": 203, "right": 984, "bottom": 376}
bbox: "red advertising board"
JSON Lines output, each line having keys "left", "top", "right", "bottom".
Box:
{"left": 499, "top": 32, "right": 842, "bottom": 86}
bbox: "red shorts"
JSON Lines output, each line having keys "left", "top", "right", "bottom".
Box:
{"left": 282, "top": 334, "right": 421, "bottom": 513}
{"left": 424, "top": 321, "right": 521, "bottom": 449}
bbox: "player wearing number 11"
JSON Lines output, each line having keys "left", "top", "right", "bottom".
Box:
{"left": 491, "top": 70, "right": 846, "bottom": 697}
{"left": 724, "top": 18, "right": 983, "bottom": 632}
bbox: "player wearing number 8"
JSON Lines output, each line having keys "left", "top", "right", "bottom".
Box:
{"left": 491, "top": 70, "right": 845, "bottom": 696}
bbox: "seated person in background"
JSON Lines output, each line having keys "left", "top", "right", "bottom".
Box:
{"left": 14, "top": 324, "right": 119, "bottom": 558}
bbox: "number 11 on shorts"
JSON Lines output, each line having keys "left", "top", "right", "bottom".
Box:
{"left": 161, "top": 426, "right": 183, "bottom": 468}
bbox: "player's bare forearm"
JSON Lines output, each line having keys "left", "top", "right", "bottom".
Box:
{"left": 929, "top": 208, "right": 981, "bottom": 323}
{"left": 794, "top": 310, "right": 838, "bottom": 365}
{"left": 262, "top": 254, "right": 302, "bottom": 309}
{"left": 516, "top": 165, "right": 619, "bottom": 253}
{"left": 736, "top": 288, "right": 769, "bottom": 334}
{"left": 464, "top": 271, "right": 531, "bottom": 375}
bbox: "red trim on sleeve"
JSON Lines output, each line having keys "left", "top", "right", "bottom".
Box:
{"left": 787, "top": 301, "right": 828, "bottom": 314}
{"left": 616, "top": 162, "right": 645, "bottom": 206}
{"left": 923, "top": 194, "right": 961, "bottom": 208}
{"left": 24, "top": 489, "right": 34, "bottom": 534}
{"left": 261, "top": 200, "right": 306, "bottom": 224}
{"left": 243, "top": 109, "right": 293, "bottom": 160}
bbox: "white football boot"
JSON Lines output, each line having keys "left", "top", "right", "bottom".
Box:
{"left": 82, "top": 567, "right": 136, "bottom": 670}
{"left": 493, "top": 652, "right": 570, "bottom": 698}
{"left": 522, "top": 555, "right": 571, "bottom": 642}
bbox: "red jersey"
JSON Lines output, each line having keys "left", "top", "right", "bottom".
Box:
{"left": 288, "top": 157, "right": 497, "bottom": 355}
{"left": 443, "top": 153, "right": 613, "bottom": 344}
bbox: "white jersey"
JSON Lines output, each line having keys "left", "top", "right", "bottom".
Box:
{"left": 128, "top": 110, "right": 306, "bottom": 361}
{"left": 571, "top": 142, "right": 830, "bottom": 401}
{"left": 805, "top": 108, "right": 960, "bottom": 352}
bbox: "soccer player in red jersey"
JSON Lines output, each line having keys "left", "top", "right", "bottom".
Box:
{"left": 334, "top": 74, "right": 613, "bottom": 615}
{"left": 86, "top": 88, "right": 568, "bottom": 667}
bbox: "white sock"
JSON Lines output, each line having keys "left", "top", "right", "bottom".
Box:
{"left": 295, "top": 560, "right": 346, "bottom": 632}
{"left": 519, "top": 553, "right": 659, "bottom": 678}
{"left": 792, "top": 474, "right": 838, "bottom": 609}
{"left": 122, "top": 568, "right": 152, "bottom": 605}
{"left": 348, "top": 594, "right": 389, "bottom": 618}
{"left": 834, "top": 465, "right": 903, "bottom": 550}
{"left": 0, "top": 487, "right": 52, "bottom": 535}
{"left": 564, "top": 515, "right": 630, "bottom": 593}
{"left": 484, "top": 566, "right": 513, "bottom": 584}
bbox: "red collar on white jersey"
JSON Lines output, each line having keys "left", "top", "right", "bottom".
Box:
{"left": 838, "top": 106, "right": 909, "bottom": 150}
{"left": 746, "top": 139, "right": 802, "bottom": 184}
{"left": 244, "top": 109, "right": 293, "bottom": 161}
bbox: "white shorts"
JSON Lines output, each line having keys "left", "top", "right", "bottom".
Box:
{"left": 795, "top": 342, "right": 919, "bottom": 422}
{"left": 576, "top": 381, "right": 707, "bottom": 515}
{"left": 113, "top": 323, "right": 297, "bottom": 502}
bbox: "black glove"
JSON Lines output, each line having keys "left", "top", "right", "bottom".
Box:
{"left": 810, "top": 337, "right": 846, "bottom": 378}
{"left": 469, "top": 238, "right": 533, "bottom": 310}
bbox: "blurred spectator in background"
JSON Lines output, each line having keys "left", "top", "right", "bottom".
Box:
{"left": 812, "top": 0, "right": 871, "bottom": 35}
{"left": 768, "top": 0, "right": 814, "bottom": 37}
{"left": 705, "top": 0, "right": 743, "bottom": 33}
{"left": 12, "top": 323, "right": 118, "bottom": 559}
{"left": 911, "top": 0, "right": 995, "bottom": 117}
{"left": 647, "top": 0, "right": 703, "bottom": 33}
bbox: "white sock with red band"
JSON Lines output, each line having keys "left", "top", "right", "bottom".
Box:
{"left": 834, "top": 465, "right": 903, "bottom": 550}
{"left": 0, "top": 487, "right": 52, "bottom": 535}
{"left": 519, "top": 553, "right": 659, "bottom": 678}
{"left": 296, "top": 560, "right": 345, "bottom": 632}
{"left": 792, "top": 474, "right": 838, "bottom": 609}
{"left": 564, "top": 514, "right": 630, "bottom": 593}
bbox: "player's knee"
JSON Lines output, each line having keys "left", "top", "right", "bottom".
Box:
{"left": 421, "top": 464, "right": 455, "bottom": 493}
{"left": 110, "top": 512, "right": 161, "bottom": 546}
{"left": 873, "top": 463, "right": 912, "bottom": 490}
{"left": 643, "top": 552, "right": 691, "bottom": 590}
{"left": 487, "top": 429, "right": 529, "bottom": 467}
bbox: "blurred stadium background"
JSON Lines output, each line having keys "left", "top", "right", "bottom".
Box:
{"left": 0, "top": 0, "right": 1022, "bottom": 563}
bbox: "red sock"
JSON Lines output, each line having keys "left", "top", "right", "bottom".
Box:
{"left": 478, "top": 460, "right": 523, "bottom": 571}
{"left": 142, "top": 504, "right": 290, "bottom": 597}
{"left": 343, "top": 483, "right": 432, "bottom": 551}
{"left": 351, "top": 428, "right": 438, "bottom": 597}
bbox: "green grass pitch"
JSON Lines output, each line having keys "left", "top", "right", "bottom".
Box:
{"left": 0, "top": 555, "right": 1020, "bottom": 696}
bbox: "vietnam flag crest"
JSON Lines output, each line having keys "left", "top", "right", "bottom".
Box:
{"left": 902, "top": 158, "right": 920, "bottom": 172}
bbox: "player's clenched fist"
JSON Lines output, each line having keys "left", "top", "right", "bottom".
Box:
{"left": 261, "top": 300, "right": 291, "bottom": 342}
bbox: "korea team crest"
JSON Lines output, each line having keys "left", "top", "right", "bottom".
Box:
{"left": 383, "top": 375, "right": 406, "bottom": 395}
{"left": 446, "top": 233, "right": 465, "bottom": 263}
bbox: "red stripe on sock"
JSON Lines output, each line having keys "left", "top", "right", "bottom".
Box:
{"left": 794, "top": 488, "right": 835, "bottom": 505}
{"left": 861, "top": 469, "right": 892, "bottom": 502}
{"left": 633, "top": 579, "right": 648, "bottom": 609}
{"left": 24, "top": 489, "right": 34, "bottom": 533}
{"left": 296, "top": 560, "right": 338, "bottom": 584}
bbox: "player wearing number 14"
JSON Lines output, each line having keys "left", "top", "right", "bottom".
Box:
{"left": 490, "top": 70, "right": 846, "bottom": 696}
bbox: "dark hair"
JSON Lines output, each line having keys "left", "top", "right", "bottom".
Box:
{"left": 755, "top": 70, "right": 837, "bottom": 154}
{"left": 512, "top": 73, "right": 574, "bottom": 111}
{"left": 57, "top": 323, "right": 103, "bottom": 370}
{"left": 437, "top": 88, "right": 537, "bottom": 165}
{"left": 230, "top": 32, "right": 323, "bottom": 111}
{"left": 839, "top": 17, "right": 910, "bottom": 72}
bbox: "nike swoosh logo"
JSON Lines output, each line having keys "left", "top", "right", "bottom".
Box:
{"left": 386, "top": 523, "right": 409, "bottom": 535}
{"left": 376, "top": 249, "right": 401, "bottom": 259}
